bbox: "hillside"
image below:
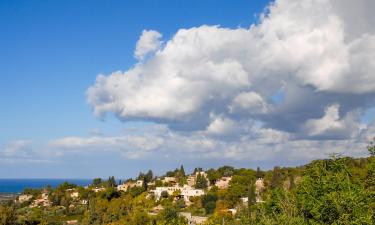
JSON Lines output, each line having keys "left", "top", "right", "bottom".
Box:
{"left": 1, "top": 151, "right": 374, "bottom": 225}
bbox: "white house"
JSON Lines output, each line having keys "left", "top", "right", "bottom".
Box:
{"left": 153, "top": 185, "right": 204, "bottom": 202}
{"left": 187, "top": 175, "right": 196, "bottom": 187}
{"left": 92, "top": 187, "right": 106, "bottom": 193}
{"left": 70, "top": 191, "right": 79, "bottom": 198}
{"left": 179, "top": 212, "right": 208, "bottom": 225}
{"left": 162, "top": 177, "right": 177, "bottom": 184}
{"left": 215, "top": 177, "right": 232, "bottom": 189}
{"left": 117, "top": 180, "right": 144, "bottom": 192}
{"left": 18, "top": 194, "right": 33, "bottom": 203}
{"left": 180, "top": 185, "right": 205, "bottom": 202}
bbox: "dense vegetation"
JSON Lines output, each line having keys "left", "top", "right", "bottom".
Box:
{"left": 0, "top": 145, "right": 374, "bottom": 224}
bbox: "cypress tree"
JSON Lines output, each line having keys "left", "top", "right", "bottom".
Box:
{"left": 248, "top": 181, "right": 256, "bottom": 209}
{"left": 180, "top": 165, "right": 186, "bottom": 177}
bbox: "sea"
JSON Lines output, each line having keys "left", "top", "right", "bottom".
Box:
{"left": 0, "top": 179, "right": 92, "bottom": 194}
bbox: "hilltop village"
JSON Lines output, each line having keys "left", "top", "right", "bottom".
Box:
{"left": 15, "top": 166, "right": 267, "bottom": 224}
{"left": 1, "top": 153, "right": 375, "bottom": 225}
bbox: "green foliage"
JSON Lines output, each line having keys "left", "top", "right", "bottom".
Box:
{"left": 269, "top": 166, "right": 283, "bottom": 189}
{"left": 201, "top": 193, "right": 218, "bottom": 214}
{"left": 217, "top": 165, "right": 235, "bottom": 177}
{"left": 0, "top": 205, "right": 16, "bottom": 225}
{"left": 367, "top": 137, "right": 375, "bottom": 156}
{"left": 101, "top": 187, "right": 120, "bottom": 201}
{"left": 145, "top": 170, "right": 154, "bottom": 183}
{"left": 157, "top": 205, "right": 187, "bottom": 225}
{"left": 296, "top": 157, "right": 373, "bottom": 224}
{"left": 160, "top": 191, "right": 169, "bottom": 199}
{"left": 92, "top": 178, "right": 102, "bottom": 187}
{"left": 247, "top": 182, "right": 256, "bottom": 208}
{"left": 56, "top": 181, "right": 77, "bottom": 191}
{"left": 129, "top": 186, "right": 145, "bottom": 197}
{"left": 256, "top": 166, "right": 264, "bottom": 179}
{"left": 179, "top": 165, "right": 185, "bottom": 177}
{"left": 225, "top": 169, "right": 256, "bottom": 207}
{"left": 206, "top": 169, "right": 221, "bottom": 185}
{"left": 107, "top": 176, "right": 116, "bottom": 188}
{"left": 195, "top": 173, "right": 208, "bottom": 189}
{"left": 193, "top": 167, "right": 203, "bottom": 174}
{"left": 5, "top": 151, "right": 375, "bottom": 225}
{"left": 22, "top": 188, "right": 41, "bottom": 196}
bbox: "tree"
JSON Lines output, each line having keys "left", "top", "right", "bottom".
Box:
{"left": 296, "top": 157, "right": 373, "bottom": 224}
{"left": 195, "top": 173, "right": 208, "bottom": 189}
{"left": 157, "top": 205, "right": 187, "bottom": 224}
{"left": 367, "top": 137, "right": 375, "bottom": 156}
{"left": 289, "top": 174, "right": 295, "bottom": 190}
{"left": 107, "top": 176, "right": 116, "bottom": 187}
{"left": 92, "top": 178, "right": 102, "bottom": 187}
{"left": 256, "top": 166, "right": 264, "bottom": 179}
{"left": 145, "top": 170, "right": 154, "bottom": 183}
{"left": 137, "top": 172, "right": 145, "bottom": 180}
{"left": 202, "top": 193, "right": 218, "bottom": 214}
{"left": 193, "top": 167, "right": 203, "bottom": 174}
{"left": 180, "top": 165, "right": 185, "bottom": 177}
{"left": 57, "top": 181, "right": 77, "bottom": 190}
{"left": 270, "top": 166, "right": 282, "bottom": 189}
{"left": 217, "top": 166, "right": 235, "bottom": 177}
{"left": 161, "top": 191, "right": 169, "bottom": 198}
{"left": 101, "top": 187, "right": 120, "bottom": 201}
{"left": 142, "top": 176, "right": 148, "bottom": 190}
{"left": 247, "top": 181, "right": 256, "bottom": 209}
{"left": 206, "top": 169, "right": 221, "bottom": 185}
{"left": 0, "top": 205, "right": 16, "bottom": 225}
{"left": 129, "top": 210, "right": 150, "bottom": 225}
{"left": 165, "top": 170, "right": 176, "bottom": 177}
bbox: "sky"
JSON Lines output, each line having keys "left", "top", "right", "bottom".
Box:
{"left": 1, "top": 0, "right": 375, "bottom": 179}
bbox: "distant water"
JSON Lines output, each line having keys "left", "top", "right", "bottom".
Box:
{"left": 0, "top": 179, "right": 92, "bottom": 194}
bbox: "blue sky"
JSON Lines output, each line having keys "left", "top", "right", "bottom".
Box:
{"left": 1, "top": 0, "right": 375, "bottom": 179}
{"left": 0, "top": 0, "right": 268, "bottom": 142}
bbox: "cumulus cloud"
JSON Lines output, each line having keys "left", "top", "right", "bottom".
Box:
{"left": 0, "top": 140, "right": 54, "bottom": 163}
{"left": 0, "top": 140, "right": 34, "bottom": 158}
{"left": 49, "top": 134, "right": 164, "bottom": 159}
{"left": 134, "top": 30, "right": 163, "bottom": 60}
{"left": 304, "top": 104, "right": 363, "bottom": 139}
{"left": 84, "top": 0, "right": 375, "bottom": 163}
{"left": 205, "top": 114, "right": 238, "bottom": 136}
{"left": 229, "top": 91, "right": 269, "bottom": 114}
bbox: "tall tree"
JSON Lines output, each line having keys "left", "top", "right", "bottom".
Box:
{"left": 142, "top": 176, "right": 148, "bottom": 191}
{"left": 0, "top": 205, "right": 16, "bottom": 225}
{"left": 107, "top": 176, "right": 116, "bottom": 187}
{"left": 296, "top": 157, "right": 372, "bottom": 224}
{"left": 137, "top": 172, "right": 145, "bottom": 180}
{"left": 145, "top": 170, "right": 153, "bottom": 183}
{"left": 256, "top": 166, "right": 263, "bottom": 179}
{"left": 180, "top": 165, "right": 185, "bottom": 177}
{"left": 193, "top": 167, "right": 203, "bottom": 174}
{"left": 367, "top": 137, "right": 375, "bottom": 156}
{"left": 247, "top": 180, "right": 256, "bottom": 209}
{"left": 195, "top": 173, "right": 208, "bottom": 189}
{"left": 289, "top": 174, "right": 295, "bottom": 190}
{"left": 270, "top": 166, "right": 282, "bottom": 189}
{"left": 92, "top": 178, "right": 102, "bottom": 187}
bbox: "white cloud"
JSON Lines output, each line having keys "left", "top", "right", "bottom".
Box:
{"left": 229, "top": 91, "right": 269, "bottom": 114}
{"left": 49, "top": 134, "right": 164, "bottom": 159}
{"left": 88, "top": 0, "right": 375, "bottom": 139}
{"left": 304, "top": 104, "right": 363, "bottom": 139}
{"left": 83, "top": 0, "right": 375, "bottom": 164}
{"left": 1, "top": 140, "right": 33, "bottom": 157}
{"left": 134, "top": 30, "right": 162, "bottom": 60}
{"left": 0, "top": 140, "right": 55, "bottom": 164}
{"left": 205, "top": 114, "right": 238, "bottom": 136}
